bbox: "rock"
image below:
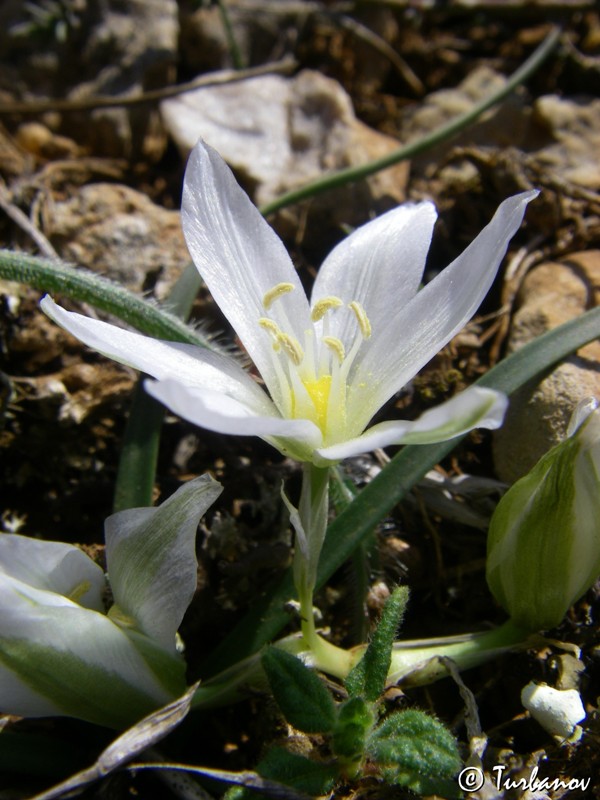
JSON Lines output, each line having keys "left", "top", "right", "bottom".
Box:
{"left": 160, "top": 69, "right": 409, "bottom": 233}
{"left": 46, "top": 183, "right": 189, "bottom": 298}
{"left": 533, "top": 95, "right": 600, "bottom": 189}
{"left": 493, "top": 251, "right": 600, "bottom": 483}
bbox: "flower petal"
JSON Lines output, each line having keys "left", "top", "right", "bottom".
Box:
{"left": 105, "top": 475, "right": 222, "bottom": 649}
{"left": 347, "top": 191, "right": 538, "bottom": 430}
{"left": 0, "top": 534, "right": 105, "bottom": 611}
{"left": 0, "top": 576, "right": 183, "bottom": 727}
{"left": 41, "top": 296, "right": 273, "bottom": 413}
{"left": 311, "top": 202, "right": 437, "bottom": 347}
{"left": 182, "top": 140, "right": 312, "bottom": 397}
{"left": 145, "top": 378, "right": 322, "bottom": 451}
{"left": 315, "top": 387, "right": 507, "bottom": 463}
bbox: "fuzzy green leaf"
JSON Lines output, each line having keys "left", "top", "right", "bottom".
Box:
{"left": 262, "top": 648, "right": 336, "bottom": 734}
{"left": 258, "top": 748, "right": 338, "bottom": 796}
{"left": 367, "top": 709, "right": 461, "bottom": 795}
{"left": 345, "top": 586, "right": 409, "bottom": 701}
{"left": 332, "top": 697, "right": 375, "bottom": 775}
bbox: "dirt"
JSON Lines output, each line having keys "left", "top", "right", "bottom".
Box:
{"left": 1, "top": 3, "right": 599, "bottom": 799}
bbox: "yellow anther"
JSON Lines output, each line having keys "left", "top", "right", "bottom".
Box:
{"left": 262, "top": 282, "right": 295, "bottom": 310}
{"left": 278, "top": 333, "right": 304, "bottom": 366}
{"left": 259, "top": 317, "right": 282, "bottom": 337}
{"left": 68, "top": 580, "right": 91, "bottom": 604}
{"left": 349, "top": 300, "right": 372, "bottom": 339}
{"left": 310, "top": 296, "right": 343, "bottom": 322}
{"left": 322, "top": 336, "right": 345, "bottom": 364}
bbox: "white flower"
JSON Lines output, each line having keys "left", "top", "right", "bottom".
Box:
{"left": 0, "top": 475, "right": 221, "bottom": 728}
{"left": 42, "top": 141, "right": 537, "bottom": 465}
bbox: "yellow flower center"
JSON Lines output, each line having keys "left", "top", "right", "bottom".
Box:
{"left": 259, "top": 283, "right": 371, "bottom": 442}
{"left": 302, "top": 375, "right": 332, "bottom": 434}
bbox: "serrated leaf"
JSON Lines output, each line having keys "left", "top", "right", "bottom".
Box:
{"left": 262, "top": 648, "right": 336, "bottom": 734}
{"left": 345, "top": 586, "right": 408, "bottom": 701}
{"left": 367, "top": 709, "right": 461, "bottom": 787}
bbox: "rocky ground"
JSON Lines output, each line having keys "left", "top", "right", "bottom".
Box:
{"left": 1, "top": 2, "right": 599, "bottom": 799}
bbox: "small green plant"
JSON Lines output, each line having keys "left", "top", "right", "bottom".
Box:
{"left": 252, "top": 588, "right": 461, "bottom": 799}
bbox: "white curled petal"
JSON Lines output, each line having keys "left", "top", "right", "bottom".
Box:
{"left": 41, "top": 296, "right": 273, "bottom": 412}
{"left": 311, "top": 202, "right": 437, "bottom": 346}
{"left": 0, "top": 534, "right": 105, "bottom": 611}
{"left": 145, "top": 378, "right": 322, "bottom": 447}
{"left": 105, "top": 475, "right": 222, "bottom": 649}
{"left": 0, "top": 578, "right": 182, "bottom": 727}
{"left": 316, "top": 387, "right": 507, "bottom": 462}
{"left": 182, "top": 140, "right": 312, "bottom": 390}
{"left": 348, "top": 191, "right": 538, "bottom": 429}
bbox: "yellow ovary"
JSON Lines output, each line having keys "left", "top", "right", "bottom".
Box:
{"left": 301, "top": 375, "right": 332, "bottom": 435}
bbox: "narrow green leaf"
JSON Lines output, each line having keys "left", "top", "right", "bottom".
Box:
{"left": 0, "top": 249, "right": 218, "bottom": 349}
{"left": 261, "top": 648, "right": 336, "bottom": 734}
{"left": 259, "top": 27, "right": 560, "bottom": 217}
{"left": 346, "top": 586, "right": 409, "bottom": 701}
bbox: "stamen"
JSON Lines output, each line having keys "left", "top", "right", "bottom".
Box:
{"left": 263, "top": 282, "right": 295, "bottom": 310}
{"left": 259, "top": 317, "right": 304, "bottom": 365}
{"left": 322, "top": 336, "right": 345, "bottom": 364}
{"left": 278, "top": 333, "right": 304, "bottom": 366}
{"left": 310, "top": 296, "right": 343, "bottom": 322}
{"left": 259, "top": 317, "right": 282, "bottom": 337}
{"left": 349, "top": 300, "right": 372, "bottom": 339}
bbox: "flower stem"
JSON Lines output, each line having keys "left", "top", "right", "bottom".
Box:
{"left": 292, "top": 463, "right": 331, "bottom": 652}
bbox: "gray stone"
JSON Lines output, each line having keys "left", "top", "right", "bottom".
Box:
{"left": 46, "top": 183, "right": 188, "bottom": 299}
{"left": 161, "top": 69, "right": 409, "bottom": 230}
{"left": 493, "top": 252, "right": 600, "bottom": 483}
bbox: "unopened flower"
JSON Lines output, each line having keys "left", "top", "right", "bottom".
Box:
{"left": 0, "top": 475, "right": 221, "bottom": 728}
{"left": 42, "top": 141, "right": 537, "bottom": 465}
{"left": 487, "top": 398, "right": 600, "bottom": 631}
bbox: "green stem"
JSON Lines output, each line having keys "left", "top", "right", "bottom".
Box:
{"left": 291, "top": 464, "right": 331, "bottom": 651}
{"left": 259, "top": 26, "right": 561, "bottom": 217}
{"left": 216, "top": 0, "right": 245, "bottom": 70}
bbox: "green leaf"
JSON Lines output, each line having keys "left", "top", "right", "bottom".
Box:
{"left": 367, "top": 709, "right": 461, "bottom": 796}
{"left": 258, "top": 748, "right": 338, "bottom": 796}
{"left": 331, "top": 697, "right": 375, "bottom": 773}
{"left": 113, "top": 263, "right": 203, "bottom": 511}
{"left": 346, "top": 586, "right": 409, "bottom": 701}
{"left": 261, "top": 648, "right": 336, "bottom": 734}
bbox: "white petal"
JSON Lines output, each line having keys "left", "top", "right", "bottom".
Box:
{"left": 347, "top": 191, "right": 538, "bottom": 430}
{"left": 0, "top": 534, "right": 105, "bottom": 611}
{"left": 311, "top": 202, "right": 437, "bottom": 347}
{"left": 105, "top": 475, "right": 222, "bottom": 649}
{"left": 145, "top": 378, "right": 322, "bottom": 448}
{"left": 41, "top": 296, "right": 273, "bottom": 413}
{"left": 0, "top": 577, "right": 182, "bottom": 727}
{"left": 182, "top": 140, "right": 312, "bottom": 396}
{"left": 315, "top": 387, "right": 507, "bottom": 463}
